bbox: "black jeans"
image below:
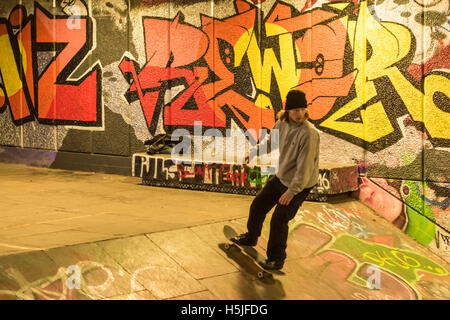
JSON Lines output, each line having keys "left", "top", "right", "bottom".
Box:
{"left": 247, "top": 175, "right": 312, "bottom": 261}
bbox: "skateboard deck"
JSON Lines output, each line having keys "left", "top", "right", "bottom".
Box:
{"left": 220, "top": 225, "right": 274, "bottom": 280}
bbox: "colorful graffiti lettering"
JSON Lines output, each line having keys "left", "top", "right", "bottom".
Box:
{"left": 285, "top": 222, "right": 449, "bottom": 299}
{"left": 327, "top": 234, "right": 447, "bottom": 286}
{"left": 0, "top": 3, "right": 102, "bottom": 126}
{"left": 319, "top": 2, "right": 449, "bottom": 151}
{"left": 289, "top": 222, "right": 449, "bottom": 299}
{"left": 120, "top": 0, "right": 449, "bottom": 150}
{"left": 176, "top": 163, "right": 251, "bottom": 186}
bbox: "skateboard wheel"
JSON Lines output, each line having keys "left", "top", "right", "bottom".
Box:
{"left": 257, "top": 271, "right": 264, "bottom": 279}
{"left": 224, "top": 243, "right": 231, "bottom": 250}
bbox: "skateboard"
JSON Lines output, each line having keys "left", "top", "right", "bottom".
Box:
{"left": 220, "top": 225, "right": 273, "bottom": 280}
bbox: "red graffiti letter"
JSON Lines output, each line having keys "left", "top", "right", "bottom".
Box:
{"left": 35, "top": 3, "right": 101, "bottom": 124}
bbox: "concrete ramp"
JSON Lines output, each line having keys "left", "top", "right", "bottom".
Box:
{"left": 1, "top": 200, "right": 449, "bottom": 300}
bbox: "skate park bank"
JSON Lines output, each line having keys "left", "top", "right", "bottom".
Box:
{"left": 0, "top": 163, "right": 449, "bottom": 300}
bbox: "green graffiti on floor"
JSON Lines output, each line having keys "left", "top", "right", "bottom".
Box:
{"left": 329, "top": 234, "right": 448, "bottom": 286}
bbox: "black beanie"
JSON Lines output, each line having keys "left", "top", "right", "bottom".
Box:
{"left": 285, "top": 90, "right": 307, "bottom": 110}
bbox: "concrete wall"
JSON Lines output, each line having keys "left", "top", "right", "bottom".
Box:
{"left": 0, "top": 0, "right": 448, "bottom": 259}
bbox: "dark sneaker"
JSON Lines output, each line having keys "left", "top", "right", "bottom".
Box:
{"left": 230, "top": 233, "right": 257, "bottom": 246}
{"left": 259, "top": 259, "right": 285, "bottom": 270}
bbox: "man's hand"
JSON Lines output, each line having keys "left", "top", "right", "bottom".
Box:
{"left": 278, "top": 191, "right": 294, "bottom": 206}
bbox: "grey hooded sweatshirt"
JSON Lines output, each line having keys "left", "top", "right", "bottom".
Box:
{"left": 259, "top": 119, "right": 320, "bottom": 196}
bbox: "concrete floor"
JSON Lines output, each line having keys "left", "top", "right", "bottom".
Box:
{"left": 0, "top": 163, "right": 449, "bottom": 300}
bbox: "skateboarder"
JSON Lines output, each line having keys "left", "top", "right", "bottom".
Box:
{"left": 231, "top": 90, "right": 320, "bottom": 270}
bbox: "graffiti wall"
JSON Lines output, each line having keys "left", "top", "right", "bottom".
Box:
{"left": 0, "top": 0, "right": 448, "bottom": 259}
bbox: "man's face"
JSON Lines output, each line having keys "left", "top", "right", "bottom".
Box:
{"left": 288, "top": 108, "right": 308, "bottom": 124}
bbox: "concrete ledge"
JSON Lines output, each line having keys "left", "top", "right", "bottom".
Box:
{"left": 133, "top": 153, "right": 359, "bottom": 202}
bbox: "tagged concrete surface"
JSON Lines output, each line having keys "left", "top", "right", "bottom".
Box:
{"left": 0, "top": 163, "right": 450, "bottom": 300}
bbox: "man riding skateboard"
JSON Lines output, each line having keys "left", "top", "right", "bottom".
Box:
{"left": 231, "top": 89, "right": 320, "bottom": 271}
